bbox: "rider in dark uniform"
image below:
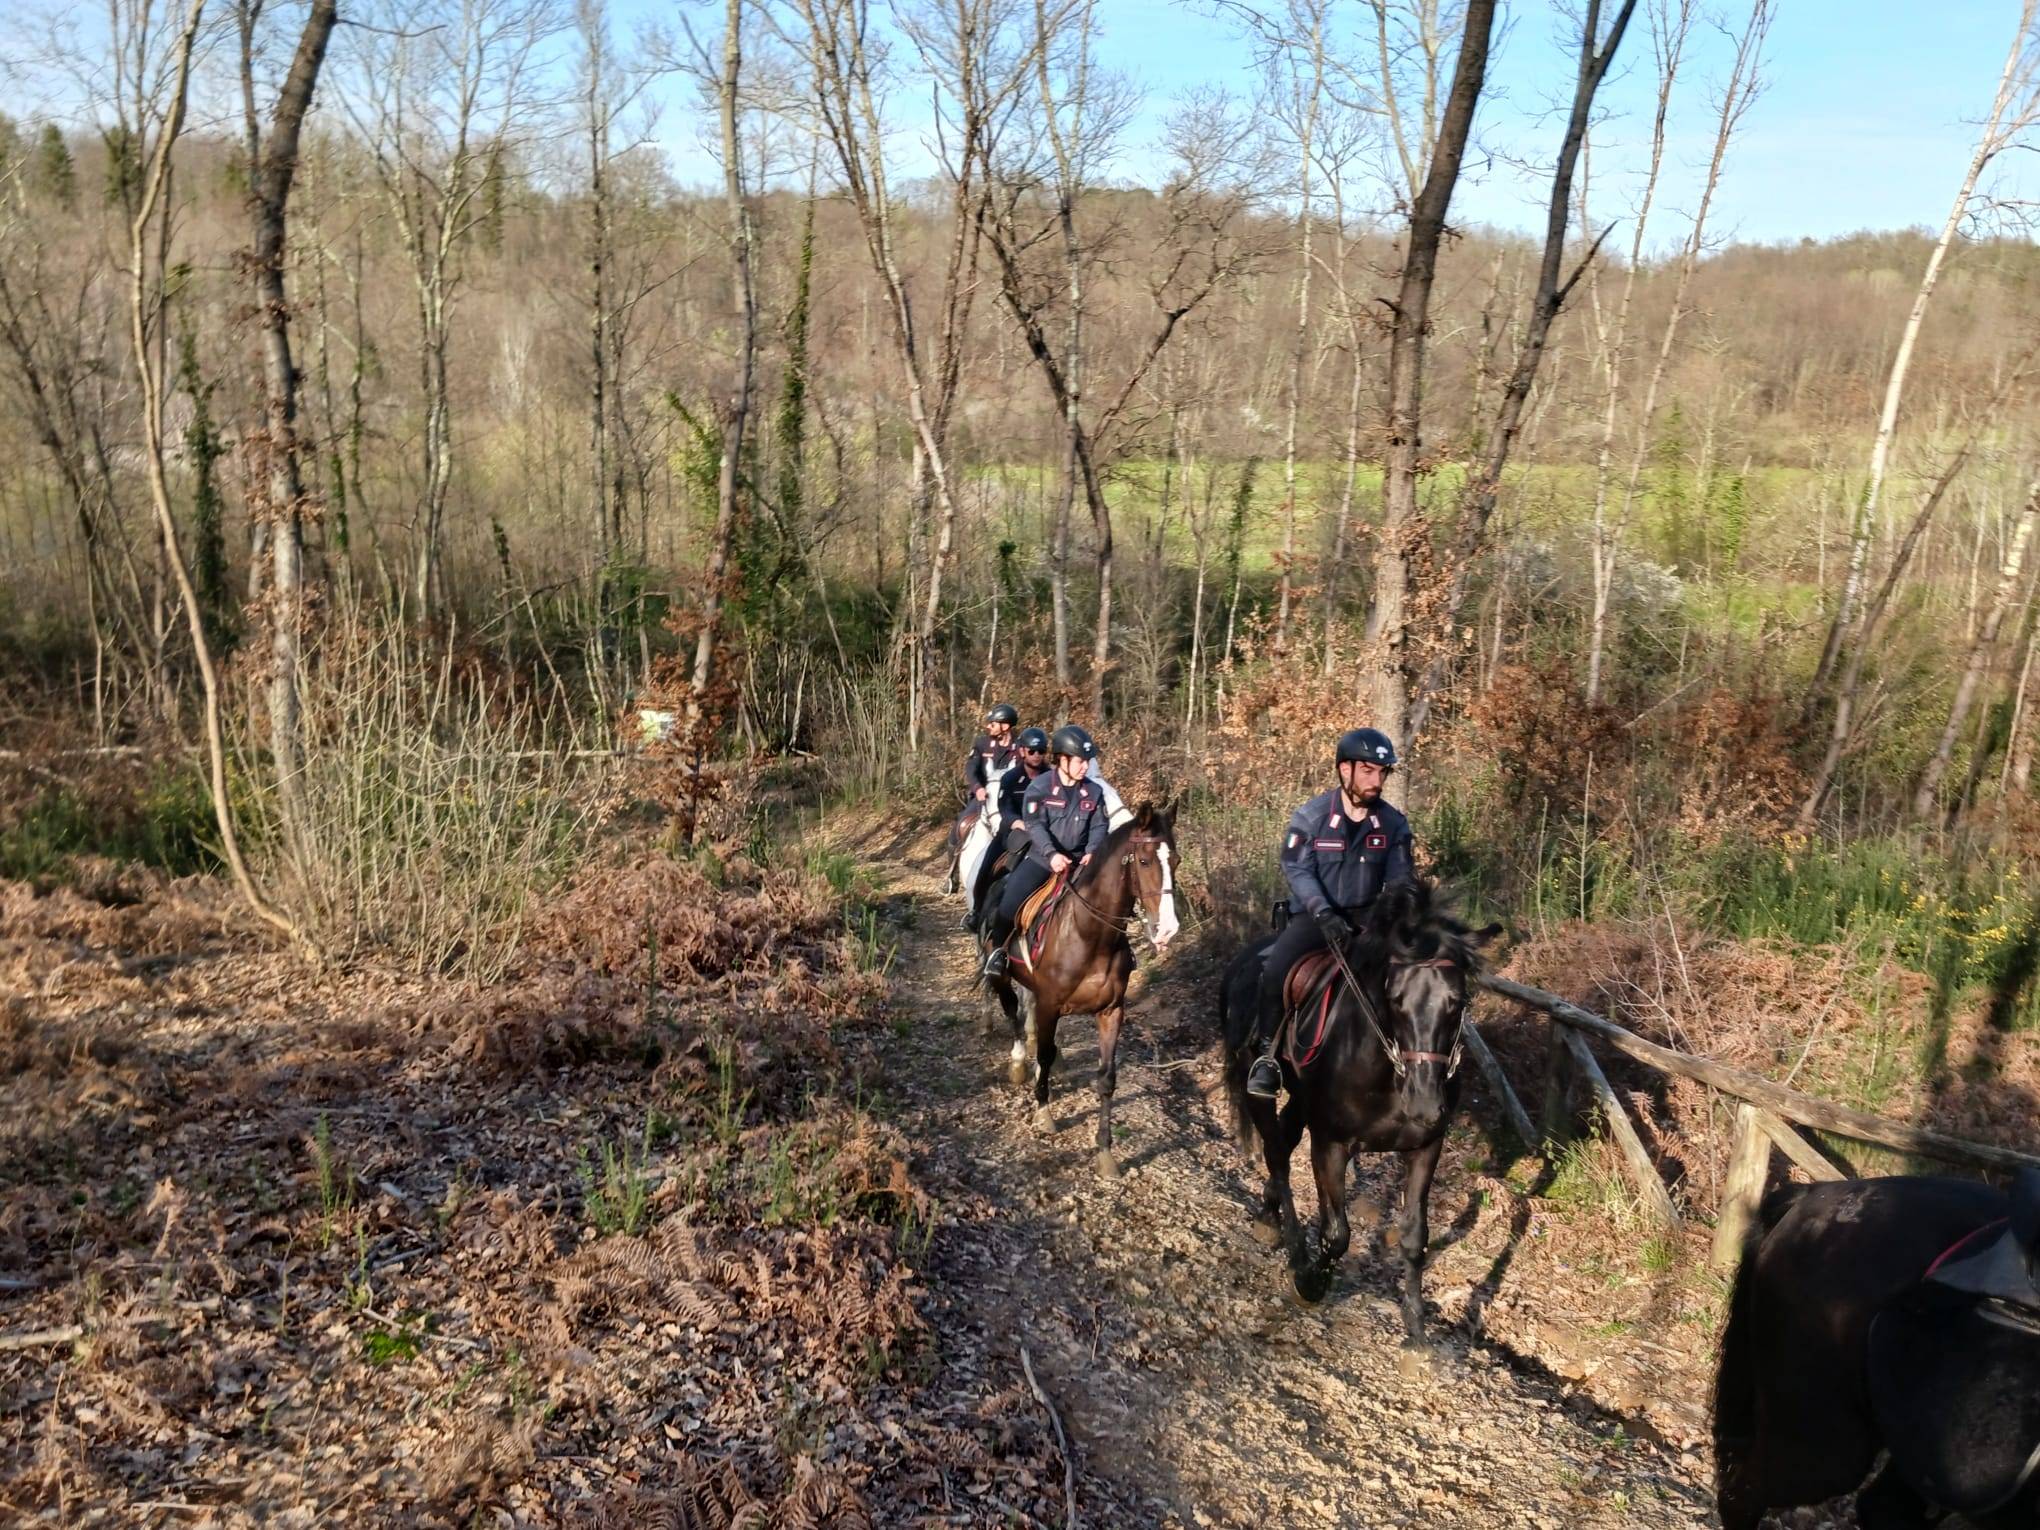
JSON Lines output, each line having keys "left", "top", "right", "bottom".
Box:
{"left": 966, "top": 726, "right": 1051, "bottom": 931}
{"left": 954, "top": 703, "right": 1021, "bottom": 849}
{"left": 979, "top": 725, "right": 1107, "bottom": 980}
{"left": 965, "top": 704, "right": 1021, "bottom": 802}
{"left": 1245, "top": 727, "right": 1416, "bottom": 1099}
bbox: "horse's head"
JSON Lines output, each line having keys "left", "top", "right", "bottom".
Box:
{"left": 1122, "top": 800, "right": 1181, "bottom": 951}
{"left": 1361, "top": 881, "right": 1502, "bottom": 1110}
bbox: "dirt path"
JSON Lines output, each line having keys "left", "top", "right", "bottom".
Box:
{"left": 846, "top": 820, "right": 1719, "bottom": 1530}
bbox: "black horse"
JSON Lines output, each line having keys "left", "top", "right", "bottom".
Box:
{"left": 1219, "top": 880, "right": 1497, "bottom": 1344}
{"left": 1714, "top": 1171, "right": 2040, "bottom": 1529}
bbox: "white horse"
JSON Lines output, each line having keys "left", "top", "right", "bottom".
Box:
{"left": 956, "top": 771, "right": 1135, "bottom": 902}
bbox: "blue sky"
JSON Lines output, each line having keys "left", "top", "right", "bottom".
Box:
{"left": 630, "top": 0, "right": 2032, "bottom": 248}
{"left": 2, "top": 0, "right": 2028, "bottom": 247}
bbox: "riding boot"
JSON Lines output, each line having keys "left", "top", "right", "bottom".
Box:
{"left": 980, "top": 943, "right": 1010, "bottom": 980}
{"left": 1245, "top": 1035, "right": 1283, "bottom": 1099}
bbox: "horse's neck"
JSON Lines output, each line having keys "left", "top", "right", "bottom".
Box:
{"left": 1076, "top": 849, "right": 1134, "bottom": 917}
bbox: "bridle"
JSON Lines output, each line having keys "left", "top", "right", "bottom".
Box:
{"left": 1063, "top": 832, "right": 1173, "bottom": 946}
{"left": 1321, "top": 939, "right": 1466, "bottom": 1080}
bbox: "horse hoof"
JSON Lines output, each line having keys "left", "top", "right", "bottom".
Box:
{"left": 1095, "top": 1150, "right": 1121, "bottom": 1179}
{"left": 1033, "top": 1106, "right": 1056, "bottom": 1134}
{"left": 1250, "top": 1218, "right": 1283, "bottom": 1248}
{"left": 1008, "top": 1058, "right": 1029, "bottom": 1087}
{"left": 1289, "top": 1267, "right": 1331, "bottom": 1306}
{"left": 1397, "top": 1343, "right": 1431, "bottom": 1381}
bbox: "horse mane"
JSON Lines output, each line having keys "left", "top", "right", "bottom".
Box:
{"left": 1352, "top": 878, "right": 1488, "bottom": 974}
{"left": 1073, "top": 801, "right": 1168, "bottom": 889}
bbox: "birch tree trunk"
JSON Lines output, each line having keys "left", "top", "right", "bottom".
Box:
{"left": 1915, "top": 484, "right": 2038, "bottom": 816}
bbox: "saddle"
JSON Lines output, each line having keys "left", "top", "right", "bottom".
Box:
{"left": 1866, "top": 1170, "right": 2040, "bottom": 1516}
{"left": 1278, "top": 951, "right": 1342, "bottom": 1072}
{"left": 1012, "top": 872, "right": 1071, "bottom": 970}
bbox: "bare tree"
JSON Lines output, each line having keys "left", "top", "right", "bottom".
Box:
{"left": 240, "top": 0, "right": 342, "bottom": 864}
{"left": 1583, "top": 0, "right": 1768, "bottom": 705}
{"left": 348, "top": 0, "right": 560, "bottom": 615}
{"left": 120, "top": 0, "right": 296, "bottom": 938}
{"left": 786, "top": 0, "right": 1018, "bottom": 744}
{"left": 1387, "top": 0, "right": 1639, "bottom": 753}
{"left": 1362, "top": 0, "right": 1502, "bottom": 762}
{"left": 688, "top": 0, "right": 756, "bottom": 714}
{"left": 1916, "top": 478, "right": 2040, "bottom": 816}
{"left": 1808, "top": 0, "right": 2040, "bottom": 708}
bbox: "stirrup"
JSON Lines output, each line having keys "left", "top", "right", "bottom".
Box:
{"left": 1245, "top": 1052, "right": 1282, "bottom": 1099}
{"left": 981, "top": 946, "right": 1009, "bottom": 978}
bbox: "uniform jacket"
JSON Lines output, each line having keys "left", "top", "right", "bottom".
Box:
{"left": 1022, "top": 770, "right": 1108, "bottom": 865}
{"left": 995, "top": 762, "right": 1047, "bottom": 834}
{"left": 965, "top": 732, "right": 1018, "bottom": 792}
{"left": 1279, "top": 788, "right": 1415, "bottom": 923}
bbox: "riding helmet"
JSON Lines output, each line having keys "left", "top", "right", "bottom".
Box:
{"left": 985, "top": 702, "right": 1020, "bottom": 725}
{"left": 1050, "top": 724, "right": 1098, "bottom": 761}
{"left": 1014, "top": 726, "right": 1050, "bottom": 752}
{"left": 1337, "top": 727, "right": 1398, "bottom": 768}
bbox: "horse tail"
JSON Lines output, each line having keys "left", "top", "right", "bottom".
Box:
{"left": 1218, "top": 952, "right": 1260, "bottom": 1153}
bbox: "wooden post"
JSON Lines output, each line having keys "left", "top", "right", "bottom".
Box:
{"left": 1713, "top": 1104, "right": 1772, "bottom": 1271}
{"left": 1756, "top": 1108, "right": 1847, "bottom": 1183}
{"left": 1541, "top": 1024, "right": 1574, "bottom": 1152}
{"left": 1462, "top": 1020, "right": 1538, "bottom": 1150}
{"left": 1561, "top": 1028, "right": 1678, "bottom": 1229}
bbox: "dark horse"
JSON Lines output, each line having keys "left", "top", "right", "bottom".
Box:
{"left": 1220, "top": 881, "right": 1497, "bottom": 1341}
{"left": 980, "top": 804, "right": 1180, "bottom": 1175}
{"left": 1714, "top": 1171, "right": 2040, "bottom": 1529}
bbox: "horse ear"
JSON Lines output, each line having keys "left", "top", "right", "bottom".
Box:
{"left": 1133, "top": 800, "right": 1154, "bottom": 828}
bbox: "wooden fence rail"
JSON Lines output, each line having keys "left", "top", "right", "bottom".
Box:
{"left": 1470, "top": 975, "right": 2040, "bottom": 1270}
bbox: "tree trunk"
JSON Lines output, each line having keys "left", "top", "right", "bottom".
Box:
{"left": 249, "top": 0, "right": 340, "bottom": 867}
{"left": 1915, "top": 485, "right": 2038, "bottom": 816}
{"left": 1402, "top": 0, "right": 1639, "bottom": 743}
{"left": 128, "top": 0, "right": 295, "bottom": 941}
{"left": 690, "top": 0, "right": 755, "bottom": 716}
{"left": 1365, "top": 0, "right": 1502, "bottom": 779}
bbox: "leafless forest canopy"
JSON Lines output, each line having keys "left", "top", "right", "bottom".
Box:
{"left": 4, "top": 0, "right": 2040, "bottom": 938}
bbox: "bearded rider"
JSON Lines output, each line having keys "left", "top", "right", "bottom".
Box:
{"left": 979, "top": 725, "right": 1106, "bottom": 981}
{"left": 1245, "top": 728, "right": 1416, "bottom": 1100}
{"left": 964, "top": 726, "right": 1050, "bottom": 932}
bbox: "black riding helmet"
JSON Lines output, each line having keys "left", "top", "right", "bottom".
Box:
{"left": 1337, "top": 727, "right": 1397, "bottom": 768}
{"left": 985, "top": 702, "right": 1020, "bottom": 726}
{"left": 1014, "top": 726, "right": 1050, "bottom": 752}
{"left": 1050, "top": 724, "right": 1098, "bottom": 761}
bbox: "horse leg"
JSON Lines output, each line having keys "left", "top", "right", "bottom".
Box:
{"left": 1006, "top": 987, "right": 1031, "bottom": 1085}
{"left": 1396, "top": 1136, "right": 1446, "bottom": 1355}
{"left": 1032, "top": 1006, "right": 1060, "bottom": 1128}
{"left": 1854, "top": 1458, "right": 1941, "bottom": 1530}
{"left": 1248, "top": 1097, "right": 1299, "bottom": 1246}
{"left": 1293, "top": 1132, "right": 1351, "bottom": 1306}
{"left": 1093, "top": 1003, "right": 1123, "bottom": 1177}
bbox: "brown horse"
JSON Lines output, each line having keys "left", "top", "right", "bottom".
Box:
{"left": 980, "top": 804, "right": 1180, "bottom": 1174}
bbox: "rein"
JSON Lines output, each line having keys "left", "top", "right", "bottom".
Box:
{"left": 1058, "top": 834, "right": 1168, "bottom": 945}
{"left": 1320, "top": 942, "right": 1463, "bottom": 1079}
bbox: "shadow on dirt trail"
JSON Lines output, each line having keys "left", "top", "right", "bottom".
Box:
{"left": 834, "top": 812, "right": 1720, "bottom": 1530}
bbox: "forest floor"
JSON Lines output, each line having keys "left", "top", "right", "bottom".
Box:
{"left": 0, "top": 807, "right": 1896, "bottom": 1527}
